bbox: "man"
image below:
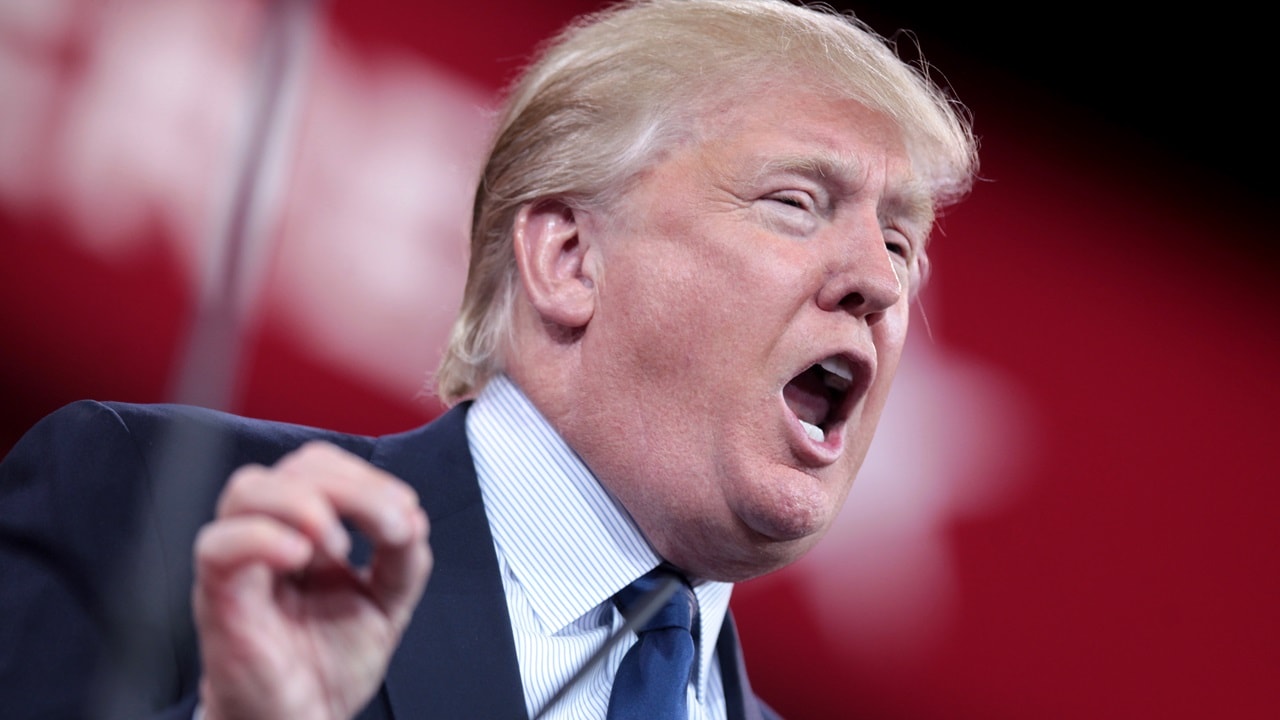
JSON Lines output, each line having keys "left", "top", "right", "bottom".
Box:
{"left": 0, "top": 1, "right": 976, "bottom": 718}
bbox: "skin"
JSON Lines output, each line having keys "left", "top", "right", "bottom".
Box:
{"left": 190, "top": 81, "right": 932, "bottom": 717}
{"left": 510, "top": 85, "right": 932, "bottom": 582}
{"left": 193, "top": 442, "right": 431, "bottom": 720}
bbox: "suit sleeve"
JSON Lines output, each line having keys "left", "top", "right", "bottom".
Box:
{"left": 0, "top": 400, "right": 202, "bottom": 720}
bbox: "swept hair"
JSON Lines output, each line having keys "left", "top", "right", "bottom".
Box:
{"left": 434, "top": 0, "right": 978, "bottom": 404}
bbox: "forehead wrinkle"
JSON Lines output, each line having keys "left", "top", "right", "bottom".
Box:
{"left": 751, "top": 150, "right": 862, "bottom": 194}
{"left": 753, "top": 151, "right": 936, "bottom": 230}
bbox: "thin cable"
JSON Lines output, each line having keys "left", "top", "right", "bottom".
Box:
{"left": 93, "top": 3, "right": 326, "bottom": 718}
{"left": 530, "top": 574, "right": 681, "bottom": 720}
{"left": 172, "top": 0, "right": 324, "bottom": 410}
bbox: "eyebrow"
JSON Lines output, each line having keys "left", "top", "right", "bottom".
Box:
{"left": 753, "top": 152, "right": 936, "bottom": 229}
{"left": 883, "top": 178, "right": 935, "bottom": 232}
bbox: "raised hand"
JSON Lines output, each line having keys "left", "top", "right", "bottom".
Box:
{"left": 192, "top": 441, "right": 432, "bottom": 720}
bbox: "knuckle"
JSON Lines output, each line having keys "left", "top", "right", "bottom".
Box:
{"left": 192, "top": 520, "right": 230, "bottom": 565}
{"left": 297, "top": 440, "right": 345, "bottom": 463}
{"left": 192, "top": 523, "right": 215, "bottom": 556}
{"left": 219, "top": 464, "right": 268, "bottom": 512}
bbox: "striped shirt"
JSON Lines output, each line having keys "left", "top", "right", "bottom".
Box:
{"left": 468, "top": 374, "right": 733, "bottom": 720}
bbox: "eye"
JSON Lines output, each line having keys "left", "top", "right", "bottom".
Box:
{"left": 884, "top": 227, "right": 913, "bottom": 260}
{"left": 765, "top": 191, "right": 815, "bottom": 212}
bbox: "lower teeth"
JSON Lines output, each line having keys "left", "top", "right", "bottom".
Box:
{"left": 800, "top": 420, "right": 825, "bottom": 443}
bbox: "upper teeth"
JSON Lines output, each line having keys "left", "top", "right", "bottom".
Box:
{"left": 819, "top": 357, "right": 853, "bottom": 389}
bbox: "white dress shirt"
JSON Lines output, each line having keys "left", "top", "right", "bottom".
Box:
{"left": 468, "top": 374, "right": 733, "bottom": 720}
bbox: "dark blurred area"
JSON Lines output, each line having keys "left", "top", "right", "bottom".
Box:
{"left": 1, "top": 1, "right": 1275, "bottom": 718}
{"left": 851, "top": 3, "right": 1270, "bottom": 206}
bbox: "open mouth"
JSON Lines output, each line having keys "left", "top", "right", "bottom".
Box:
{"left": 783, "top": 356, "right": 859, "bottom": 444}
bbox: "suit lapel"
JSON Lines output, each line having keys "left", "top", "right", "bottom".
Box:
{"left": 718, "top": 613, "right": 770, "bottom": 720}
{"left": 364, "top": 403, "right": 771, "bottom": 720}
{"left": 371, "top": 404, "right": 528, "bottom": 719}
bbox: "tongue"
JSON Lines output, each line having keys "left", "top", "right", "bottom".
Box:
{"left": 784, "top": 366, "right": 831, "bottom": 427}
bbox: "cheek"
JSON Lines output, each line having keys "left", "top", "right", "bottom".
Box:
{"left": 604, "top": 253, "right": 756, "bottom": 375}
{"left": 877, "top": 302, "right": 911, "bottom": 367}
{"left": 609, "top": 281, "right": 711, "bottom": 379}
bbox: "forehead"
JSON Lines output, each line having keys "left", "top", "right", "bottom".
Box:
{"left": 684, "top": 86, "right": 933, "bottom": 222}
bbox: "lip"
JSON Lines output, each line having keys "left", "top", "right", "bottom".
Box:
{"left": 780, "top": 349, "right": 874, "bottom": 466}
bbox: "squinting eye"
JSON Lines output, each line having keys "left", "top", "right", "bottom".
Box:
{"left": 767, "top": 192, "right": 813, "bottom": 212}
{"left": 884, "top": 229, "right": 912, "bottom": 259}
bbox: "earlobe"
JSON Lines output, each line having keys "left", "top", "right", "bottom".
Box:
{"left": 513, "top": 200, "right": 597, "bottom": 330}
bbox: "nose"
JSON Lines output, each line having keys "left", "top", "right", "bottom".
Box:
{"left": 815, "top": 218, "right": 904, "bottom": 325}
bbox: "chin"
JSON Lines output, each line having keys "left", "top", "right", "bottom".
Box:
{"left": 730, "top": 502, "right": 832, "bottom": 574}
{"left": 730, "top": 532, "right": 823, "bottom": 582}
{"left": 736, "top": 466, "right": 842, "bottom": 541}
{"left": 742, "top": 503, "right": 827, "bottom": 543}
{"left": 660, "top": 509, "right": 827, "bottom": 582}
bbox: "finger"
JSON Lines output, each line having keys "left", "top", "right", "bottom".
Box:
{"left": 194, "top": 514, "right": 314, "bottom": 578}
{"left": 221, "top": 442, "right": 422, "bottom": 558}
{"left": 275, "top": 442, "right": 421, "bottom": 549}
{"left": 191, "top": 516, "right": 316, "bottom": 714}
{"left": 366, "top": 506, "right": 432, "bottom": 627}
{"left": 219, "top": 462, "right": 352, "bottom": 560}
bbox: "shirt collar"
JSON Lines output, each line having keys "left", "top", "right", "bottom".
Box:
{"left": 468, "top": 374, "right": 659, "bottom": 632}
{"left": 467, "top": 374, "right": 733, "bottom": 697}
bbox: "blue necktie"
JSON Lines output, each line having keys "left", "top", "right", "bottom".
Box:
{"left": 606, "top": 567, "right": 698, "bottom": 720}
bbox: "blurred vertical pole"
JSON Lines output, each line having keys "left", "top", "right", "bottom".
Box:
{"left": 172, "top": 0, "right": 325, "bottom": 410}
{"left": 94, "top": 1, "right": 327, "bottom": 717}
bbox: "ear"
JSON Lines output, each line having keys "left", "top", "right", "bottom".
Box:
{"left": 512, "top": 199, "right": 597, "bottom": 330}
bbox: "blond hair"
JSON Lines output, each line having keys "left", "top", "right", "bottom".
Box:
{"left": 435, "top": 0, "right": 978, "bottom": 403}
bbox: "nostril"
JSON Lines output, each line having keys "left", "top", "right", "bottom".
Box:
{"left": 841, "top": 292, "right": 887, "bottom": 325}
{"left": 839, "top": 291, "right": 865, "bottom": 312}
{"left": 830, "top": 274, "right": 900, "bottom": 319}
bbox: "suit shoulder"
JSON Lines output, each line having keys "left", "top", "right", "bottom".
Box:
{"left": 104, "top": 400, "right": 370, "bottom": 441}
{"left": 17, "top": 400, "right": 377, "bottom": 470}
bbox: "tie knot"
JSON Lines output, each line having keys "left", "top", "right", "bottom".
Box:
{"left": 606, "top": 567, "right": 698, "bottom": 720}
{"left": 613, "top": 567, "right": 697, "bottom": 634}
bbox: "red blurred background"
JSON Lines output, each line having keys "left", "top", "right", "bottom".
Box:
{"left": 2, "top": 1, "right": 1275, "bottom": 718}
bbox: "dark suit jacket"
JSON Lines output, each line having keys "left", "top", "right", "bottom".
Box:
{"left": 0, "top": 400, "right": 777, "bottom": 720}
